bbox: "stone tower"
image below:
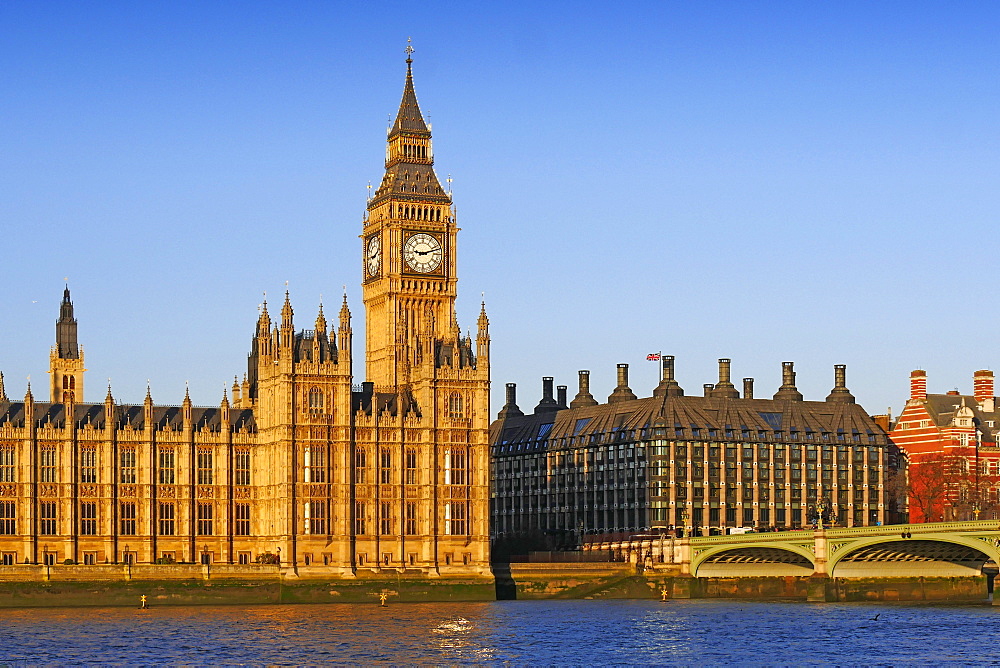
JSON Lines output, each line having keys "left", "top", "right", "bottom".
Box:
{"left": 49, "top": 285, "right": 86, "bottom": 403}
{"left": 355, "top": 49, "right": 492, "bottom": 572}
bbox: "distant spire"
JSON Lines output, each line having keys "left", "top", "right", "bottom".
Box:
{"left": 315, "top": 301, "right": 327, "bottom": 335}
{"left": 24, "top": 380, "right": 33, "bottom": 404}
{"left": 144, "top": 381, "right": 153, "bottom": 406}
{"left": 281, "top": 290, "right": 293, "bottom": 328}
{"left": 0, "top": 371, "right": 6, "bottom": 403}
{"left": 257, "top": 299, "right": 272, "bottom": 337}
{"left": 339, "top": 293, "right": 351, "bottom": 324}
{"left": 55, "top": 284, "right": 80, "bottom": 359}
{"left": 105, "top": 381, "right": 113, "bottom": 404}
{"left": 477, "top": 301, "right": 489, "bottom": 332}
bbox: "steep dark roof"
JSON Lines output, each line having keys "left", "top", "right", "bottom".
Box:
{"left": 923, "top": 393, "right": 1000, "bottom": 443}
{"left": 391, "top": 59, "right": 429, "bottom": 134}
{"left": 491, "top": 394, "right": 888, "bottom": 453}
{"left": 0, "top": 402, "right": 255, "bottom": 433}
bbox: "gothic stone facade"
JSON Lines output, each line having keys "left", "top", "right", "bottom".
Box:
{"left": 491, "top": 358, "right": 900, "bottom": 540}
{"left": 0, "top": 57, "right": 491, "bottom": 575}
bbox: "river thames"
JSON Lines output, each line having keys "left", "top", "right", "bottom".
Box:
{"left": 0, "top": 599, "right": 997, "bottom": 664}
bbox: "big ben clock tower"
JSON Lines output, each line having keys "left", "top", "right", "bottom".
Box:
{"left": 363, "top": 45, "right": 459, "bottom": 389}
{"left": 354, "top": 45, "right": 491, "bottom": 573}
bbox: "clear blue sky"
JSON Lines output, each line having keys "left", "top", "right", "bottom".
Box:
{"left": 2, "top": 1, "right": 998, "bottom": 418}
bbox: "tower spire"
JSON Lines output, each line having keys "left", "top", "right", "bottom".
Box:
{"left": 56, "top": 284, "right": 79, "bottom": 359}
{"left": 392, "top": 38, "right": 428, "bottom": 134}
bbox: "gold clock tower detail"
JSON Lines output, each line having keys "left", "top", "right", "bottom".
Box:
{"left": 356, "top": 47, "right": 492, "bottom": 572}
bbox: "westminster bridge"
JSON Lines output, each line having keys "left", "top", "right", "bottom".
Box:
{"left": 584, "top": 521, "right": 1000, "bottom": 579}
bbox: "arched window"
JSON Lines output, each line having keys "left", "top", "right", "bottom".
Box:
{"left": 448, "top": 392, "right": 463, "bottom": 419}
{"left": 308, "top": 387, "right": 323, "bottom": 415}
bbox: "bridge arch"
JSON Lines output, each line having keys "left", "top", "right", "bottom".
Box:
{"left": 829, "top": 534, "right": 1000, "bottom": 578}
{"left": 692, "top": 542, "right": 816, "bottom": 577}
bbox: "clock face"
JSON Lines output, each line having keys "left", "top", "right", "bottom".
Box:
{"left": 403, "top": 233, "right": 443, "bottom": 273}
{"left": 365, "top": 235, "right": 381, "bottom": 277}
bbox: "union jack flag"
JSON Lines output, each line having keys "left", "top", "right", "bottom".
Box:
{"left": 646, "top": 353, "right": 661, "bottom": 361}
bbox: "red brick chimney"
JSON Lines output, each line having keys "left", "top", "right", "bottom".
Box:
{"left": 910, "top": 370, "right": 927, "bottom": 401}
{"left": 974, "top": 369, "right": 994, "bottom": 404}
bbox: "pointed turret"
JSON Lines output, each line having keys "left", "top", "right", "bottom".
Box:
{"left": 257, "top": 300, "right": 272, "bottom": 338}
{"left": 0, "top": 371, "right": 6, "bottom": 404}
{"left": 280, "top": 291, "right": 294, "bottom": 343}
{"left": 103, "top": 382, "right": 115, "bottom": 429}
{"left": 182, "top": 383, "right": 192, "bottom": 428}
{"left": 338, "top": 294, "right": 352, "bottom": 364}
{"left": 476, "top": 302, "right": 490, "bottom": 368}
{"left": 315, "top": 302, "right": 327, "bottom": 337}
{"left": 143, "top": 383, "right": 154, "bottom": 431}
{"left": 56, "top": 284, "right": 79, "bottom": 359}
{"left": 221, "top": 387, "right": 231, "bottom": 432}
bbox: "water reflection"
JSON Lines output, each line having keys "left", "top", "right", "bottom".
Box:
{"left": 0, "top": 600, "right": 997, "bottom": 664}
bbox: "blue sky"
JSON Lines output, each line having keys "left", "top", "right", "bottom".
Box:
{"left": 1, "top": 1, "right": 998, "bottom": 418}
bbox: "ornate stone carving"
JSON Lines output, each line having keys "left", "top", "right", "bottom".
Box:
{"left": 39, "top": 484, "right": 57, "bottom": 498}
{"left": 0, "top": 484, "right": 16, "bottom": 497}
{"left": 197, "top": 486, "right": 215, "bottom": 499}
{"left": 158, "top": 486, "right": 175, "bottom": 498}
{"left": 79, "top": 485, "right": 97, "bottom": 497}
{"left": 234, "top": 487, "right": 251, "bottom": 500}
{"left": 120, "top": 485, "right": 137, "bottom": 498}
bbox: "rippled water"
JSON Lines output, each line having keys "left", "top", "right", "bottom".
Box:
{"left": 0, "top": 600, "right": 997, "bottom": 665}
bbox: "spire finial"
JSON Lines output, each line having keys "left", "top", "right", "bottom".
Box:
{"left": 405, "top": 37, "right": 414, "bottom": 63}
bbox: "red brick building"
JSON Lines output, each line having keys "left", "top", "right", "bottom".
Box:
{"left": 890, "top": 370, "right": 1000, "bottom": 522}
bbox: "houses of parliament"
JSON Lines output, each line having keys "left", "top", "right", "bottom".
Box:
{"left": 0, "top": 54, "right": 492, "bottom": 575}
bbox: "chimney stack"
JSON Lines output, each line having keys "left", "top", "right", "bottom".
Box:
{"left": 743, "top": 378, "right": 754, "bottom": 400}
{"left": 826, "top": 364, "right": 856, "bottom": 404}
{"left": 556, "top": 385, "right": 568, "bottom": 409}
{"left": 497, "top": 382, "right": 524, "bottom": 418}
{"left": 571, "top": 370, "right": 599, "bottom": 408}
{"left": 534, "top": 376, "right": 560, "bottom": 413}
{"left": 773, "top": 361, "right": 804, "bottom": 401}
{"left": 653, "top": 355, "right": 684, "bottom": 397}
{"left": 910, "top": 370, "right": 927, "bottom": 402}
{"left": 703, "top": 383, "right": 714, "bottom": 396}
{"left": 710, "top": 358, "right": 739, "bottom": 398}
{"left": 608, "top": 363, "right": 638, "bottom": 404}
{"left": 974, "top": 370, "right": 994, "bottom": 406}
